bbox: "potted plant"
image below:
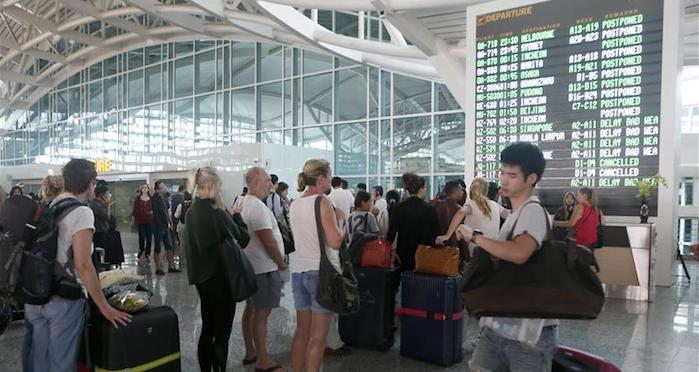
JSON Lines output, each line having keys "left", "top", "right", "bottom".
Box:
{"left": 633, "top": 173, "right": 667, "bottom": 223}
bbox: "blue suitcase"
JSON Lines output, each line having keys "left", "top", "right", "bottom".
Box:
{"left": 398, "top": 272, "right": 464, "bottom": 366}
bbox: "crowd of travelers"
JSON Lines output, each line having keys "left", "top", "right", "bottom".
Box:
{"left": 0, "top": 141, "right": 646, "bottom": 372}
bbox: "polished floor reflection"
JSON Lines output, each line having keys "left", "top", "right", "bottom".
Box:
{"left": 1, "top": 233, "right": 698, "bottom": 371}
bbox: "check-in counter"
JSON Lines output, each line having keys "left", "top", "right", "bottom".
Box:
{"left": 593, "top": 223, "right": 656, "bottom": 302}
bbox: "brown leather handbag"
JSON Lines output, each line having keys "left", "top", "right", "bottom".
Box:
{"left": 414, "top": 245, "right": 460, "bottom": 277}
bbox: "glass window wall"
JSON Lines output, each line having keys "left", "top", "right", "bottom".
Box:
{"left": 1, "top": 40, "right": 466, "bottom": 197}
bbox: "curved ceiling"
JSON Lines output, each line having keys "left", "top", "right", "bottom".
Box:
{"left": 0, "top": 0, "right": 697, "bottom": 131}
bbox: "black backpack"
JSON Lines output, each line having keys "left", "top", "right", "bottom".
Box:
{"left": 0, "top": 196, "right": 38, "bottom": 296}
{"left": 18, "top": 198, "right": 85, "bottom": 305}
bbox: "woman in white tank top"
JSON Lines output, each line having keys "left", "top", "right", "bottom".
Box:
{"left": 288, "top": 159, "right": 344, "bottom": 372}
{"left": 436, "top": 178, "right": 510, "bottom": 246}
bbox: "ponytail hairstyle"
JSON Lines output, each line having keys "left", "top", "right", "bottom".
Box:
{"left": 187, "top": 166, "right": 221, "bottom": 197}
{"left": 41, "top": 175, "right": 64, "bottom": 201}
{"left": 578, "top": 187, "right": 598, "bottom": 211}
{"left": 469, "top": 177, "right": 492, "bottom": 219}
{"left": 385, "top": 190, "right": 401, "bottom": 212}
{"left": 296, "top": 159, "right": 331, "bottom": 192}
{"left": 354, "top": 190, "right": 372, "bottom": 210}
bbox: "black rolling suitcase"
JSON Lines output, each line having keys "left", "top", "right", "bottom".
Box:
{"left": 103, "top": 230, "right": 125, "bottom": 265}
{"left": 88, "top": 305, "right": 181, "bottom": 371}
{"left": 339, "top": 267, "right": 396, "bottom": 350}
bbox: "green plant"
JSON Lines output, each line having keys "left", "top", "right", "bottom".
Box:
{"left": 633, "top": 173, "right": 668, "bottom": 201}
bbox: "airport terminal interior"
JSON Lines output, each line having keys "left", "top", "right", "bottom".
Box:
{"left": 0, "top": 0, "right": 698, "bottom": 370}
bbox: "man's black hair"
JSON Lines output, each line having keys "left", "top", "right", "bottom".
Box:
{"left": 340, "top": 180, "right": 349, "bottom": 189}
{"left": 442, "top": 180, "right": 463, "bottom": 198}
{"left": 10, "top": 186, "right": 22, "bottom": 196}
{"left": 63, "top": 158, "right": 97, "bottom": 194}
{"left": 270, "top": 174, "right": 279, "bottom": 185}
{"left": 487, "top": 182, "right": 499, "bottom": 201}
{"left": 154, "top": 180, "right": 165, "bottom": 190}
{"left": 357, "top": 183, "right": 367, "bottom": 191}
{"left": 373, "top": 185, "right": 384, "bottom": 197}
{"left": 95, "top": 185, "right": 109, "bottom": 198}
{"left": 331, "top": 177, "right": 342, "bottom": 188}
{"left": 500, "top": 142, "right": 546, "bottom": 186}
{"left": 178, "top": 184, "right": 186, "bottom": 192}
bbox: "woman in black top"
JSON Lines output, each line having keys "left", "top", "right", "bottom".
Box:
{"left": 185, "top": 166, "right": 249, "bottom": 372}
{"left": 387, "top": 173, "right": 440, "bottom": 275}
{"left": 553, "top": 191, "right": 576, "bottom": 241}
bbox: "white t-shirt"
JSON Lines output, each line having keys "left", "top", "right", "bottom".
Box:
{"left": 374, "top": 197, "right": 388, "bottom": 212}
{"left": 462, "top": 198, "right": 503, "bottom": 239}
{"left": 241, "top": 195, "right": 284, "bottom": 274}
{"left": 51, "top": 193, "right": 94, "bottom": 290}
{"left": 344, "top": 211, "right": 379, "bottom": 244}
{"left": 328, "top": 188, "right": 354, "bottom": 218}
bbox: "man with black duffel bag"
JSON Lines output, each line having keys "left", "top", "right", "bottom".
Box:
{"left": 456, "top": 143, "right": 558, "bottom": 372}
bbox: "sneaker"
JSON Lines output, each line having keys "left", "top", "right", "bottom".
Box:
{"left": 168, "top": 268, "right": 181, "bottom": 273}
{"left": 155, "top": 270, "right": 165, "bottom": 276}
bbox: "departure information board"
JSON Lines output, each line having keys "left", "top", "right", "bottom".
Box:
{"left": 472, "top": 0, "right": 663, "bottom": 216}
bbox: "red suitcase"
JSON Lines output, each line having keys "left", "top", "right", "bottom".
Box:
{"left": 553, "top": 346, "right": 621, "bottom": 372}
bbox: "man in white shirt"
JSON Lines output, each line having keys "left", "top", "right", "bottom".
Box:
{"left": 372, "top": 185, "right": 387, "bottom": 212}
{"left": 457, "top": 143, "right": 557, "bottom": 372}
{"left": 240, "top": 167, "right": 287, "bottom": 372}
{"left": 328, "top": 177, "right": 354, "bottom": 218}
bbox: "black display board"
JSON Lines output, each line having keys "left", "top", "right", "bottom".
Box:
{"left": 473, "top": 0, "right": 663, "bottom": 216}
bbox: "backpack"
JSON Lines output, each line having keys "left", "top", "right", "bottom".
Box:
{"left": 0, "top": 197, "right": 38, "bottom": 296}
{"left": 264, "top": 192, "right": 281, "bottom": 217}
{"left": 179, "top": 200, "right": 192, "bottom": 224}
{"left": 277, "top": 209, "right": 295, "bottom": 255}
{"left": 18, "top": 198, "right": 85, "bottom": 305}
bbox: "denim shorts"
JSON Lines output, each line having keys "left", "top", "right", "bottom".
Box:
{"left": 291, "top": 271, "right": 332, "bottom": 313}
{"left": 469, "top": 325, "right": 558, "bottom": 372}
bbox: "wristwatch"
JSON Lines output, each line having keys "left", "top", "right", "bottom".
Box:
{"left": 470, "top": 229, "right": 483, "bottom": 244}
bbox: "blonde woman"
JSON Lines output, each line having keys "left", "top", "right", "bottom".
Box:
{"left": 40, "top": 176, "right": 64, "bottom": 204}
{"left": 436, "top": 177, "right": 510, "bottom": 250}
{"left": 288, "top": 159, "right": 344, "bottom": 372}
{"left": 185, "top": 167, "right": 249, "bottom": 371}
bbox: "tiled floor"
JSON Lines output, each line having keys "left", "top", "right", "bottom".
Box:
{"left": 1, "top": 232, "right": 698, "bottom": 371}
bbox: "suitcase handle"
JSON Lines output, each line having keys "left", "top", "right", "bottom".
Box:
{"left": 397, "top": 307, "right": 464, "bottom": 321}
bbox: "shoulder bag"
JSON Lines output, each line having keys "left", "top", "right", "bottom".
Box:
{"left": 314, "top": 196, "right": 360, "bottom": 315}
{"left": 462, "top": 201, "right": 604, "bottom": 319}
{"left": 214, "top": 209, "right": 257, "bottom": 302}
{"left": 595, "top": 210, "right": 604, "bottom": 249}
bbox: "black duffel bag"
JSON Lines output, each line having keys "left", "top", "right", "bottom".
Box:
{"left": 462, "top": 201, "right": 604, "bottom": 320}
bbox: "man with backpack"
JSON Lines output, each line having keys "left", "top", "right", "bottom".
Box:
{"left": 455, "top": 143, "right": 558, "bottom": 372}
{"left": 265, "top": 174, "right": 283, "bottom": 219}
{"left": 23, "top": 158, "right": 132, "bottom": 372}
